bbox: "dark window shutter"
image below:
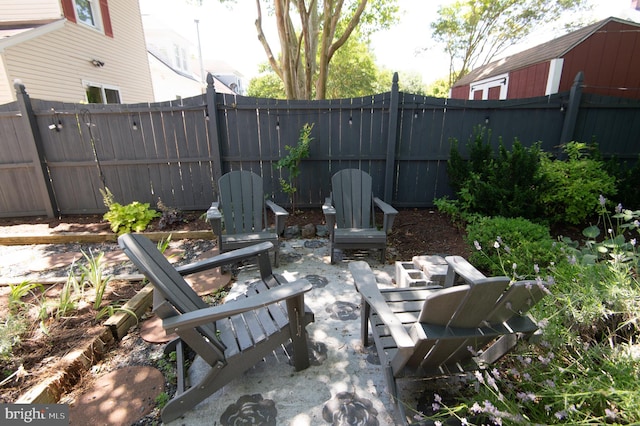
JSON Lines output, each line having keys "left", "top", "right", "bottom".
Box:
{"left": 100, "top": 0, "right": 113, "bottom": 38}
{"left": 61, "top": 0, "right": 76, "bottom": 23}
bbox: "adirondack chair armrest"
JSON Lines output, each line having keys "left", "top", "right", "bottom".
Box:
{"left": 161, "top": 279, "right": 312, "bottom": 333}
{"left": 175, "top": 242, "right": 274, "bottom": 276}
{"left": 322, "top": 197, "right": 336, "bottom": 230}
{"left": 444, "top": 255, "right": 493, "bottom": 287}
{"left": 373, "top": 197, "right": 398, "bottom": 233}
{"left": 349, "top": 261, "right": 414, "bottom": 350}
{"left": 265, "top": 200, "right": 289, "bottom": 235}
{"left": 206, "top": 202, "right": 223, "bottom": 236}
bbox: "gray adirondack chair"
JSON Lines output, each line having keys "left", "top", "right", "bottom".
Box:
{"left": 323, "top": 169, "right": 398, "bottom": 263}
{"left": 350, "top": 257, "right": 548, "bottom": 424}
{"left": 118, "top": 234, "right": 314, "bottom": 423}
{"left": 207, "top": 170, "right": 288, "bottom": 266}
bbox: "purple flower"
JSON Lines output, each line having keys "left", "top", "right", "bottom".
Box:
{"left": 606, "top": 408, "right": 616, "bottom": 420}
{"left": 599, "top": 194, "right": 606, "bottom": 207}
{"left": 534, "top": 264, "right": 540, "bottom": 274}
{"left": 555, "top": 410, "right": 567, "bottom": 420}
{"left": 616, "top": 203, "right": 623, "bottom": 213}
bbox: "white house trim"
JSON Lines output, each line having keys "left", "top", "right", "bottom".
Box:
{"left": 469, "top": 73, "right": 509, "bottom": 100}
{"left": 0, "top": 19, "right": 66, "bottom": 52}
{"left": 545, "top": 58, "right": 564, "bottom": 95}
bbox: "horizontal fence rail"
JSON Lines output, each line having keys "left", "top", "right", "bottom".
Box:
{"left": 1, "top": 73, "right": 639, "bottom": 218}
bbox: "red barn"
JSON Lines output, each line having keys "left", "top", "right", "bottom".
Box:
{"left": 450, "top": 17, "right": 640, "bottom": 100}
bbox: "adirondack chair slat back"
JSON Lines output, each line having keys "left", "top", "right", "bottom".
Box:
{"left": 118, "top": 234, "right": 224, "bottom": 352}
{"left": 332, "top": 169, "right": 374, "bottom": 229}
{"left": 418, "top": 278, "right": 509, "bottom": 328}
{"left": 218, "top": 171, "right": 265, "bottom": 234}
{"left": 487, "top": 280, "right": 549, "bottom": 324}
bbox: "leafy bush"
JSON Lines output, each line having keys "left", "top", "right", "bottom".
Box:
{"left": 419, "top": 201, "right": 640, "bottom": 425}
{"left": 101, "top": 187, "right": 160, "bottom": 235}
{"left": 447, "top": 127, "right": 544, "bottom": 220}
{"left": 538, "top": 142, "right": 617, "bottom": 225}
{"left": 465, "top": 216, "right": 560, "bottom": 276}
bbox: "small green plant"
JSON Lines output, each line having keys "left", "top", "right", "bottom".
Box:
{"left": 94, "top": 305, "right": 138, "bottom": 322}
{"left": 155, "top": 391, "right": 170, "bottom": 409}
{"left": 77, "top": 250, "right": 112, "bottom": 310}
{"left": 56, "top": 272, "right": 80, "bottom": 318}
{"left": 101, "top": 187, "right": 160, "bottom": 235}
{"left": 0, "top": 315, "right": 28, "bottom": 360}
{"left": 275, "top": 123, "right": 314, "bottom": 212}
{"left": 8, "top": 281, "right": 44, "bottom": 314}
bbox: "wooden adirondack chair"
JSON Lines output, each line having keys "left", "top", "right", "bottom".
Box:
{"left": 323, "top": 169, "right": 398, "bottom": 263}
{"left": 118, "top": 234, "right": 314, "bottom": 423}
{"left": 207, "top": 170, "right": 288, "bottom": 266}
{"left": 350, "top": 257, "right": 548, "bottom": 424}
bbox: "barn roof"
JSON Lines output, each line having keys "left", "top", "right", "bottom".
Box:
{"left": 454, "top": 17, "right": 640, "bottom": 87}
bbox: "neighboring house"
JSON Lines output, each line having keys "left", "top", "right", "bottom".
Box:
{"left": 0, "top": 0, "right": 153, "bottom": 105}
{"left": 451, "top": 17, "right": 640, "bottom": 101}
{"left": 205, "top": 59, "right": 247, "bottom": 95}
{"left": 143, "top": 17, "right": 234, "bottom": 101}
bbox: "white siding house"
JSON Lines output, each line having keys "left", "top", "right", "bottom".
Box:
{"left": 0, "top": 0, "right": 153, "bottom": 104}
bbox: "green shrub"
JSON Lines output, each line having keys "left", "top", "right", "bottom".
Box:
{"left": 465, "top": 216, "right": 560, "bottom": 276}
{"left": 447, "top": 127, "right": 544, "bottom": 220}
{"left": 538, "top": 142, "right": 617, "bottom": 225}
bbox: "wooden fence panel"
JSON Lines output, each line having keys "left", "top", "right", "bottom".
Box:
{"left": 0, "top": 102, "right": 48, "bottom": 216}
{"left": 575, "top": 94, "right": 640, "bottom": 161}
{"left": 2, "top": 80, "right": 640, "bottom": 218}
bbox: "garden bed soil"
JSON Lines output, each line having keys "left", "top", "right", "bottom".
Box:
{"left": 0, "top": 208, "right": 472, "bottom": 422}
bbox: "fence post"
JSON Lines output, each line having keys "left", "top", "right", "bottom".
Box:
{"left": 384, "top": 72, "right": 400, "bottom": 202}
{"left": 14, "top": 80, "right": 59, "bottom": 218}
{"left": 206, "top": 73, "right": 223, "bottom": 195}
{"left": 560, "top": 71, "right": 584, "bottom": 145}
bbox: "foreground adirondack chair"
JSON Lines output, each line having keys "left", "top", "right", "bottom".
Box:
{"left": 118, "top": 234, "right": 314, "bottom": 423}
{"left": 323, "top": 169, "right": 398, "bottom": 263}
{"left": 350, "top": 257, "right": 548, "bottom": 424}
{"left": 207, "top": 170, "right": 288, "bottom": 266}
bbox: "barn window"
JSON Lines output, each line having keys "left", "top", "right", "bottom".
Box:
{"left": 470, "top": 73, "right": 509, "bottom": 100}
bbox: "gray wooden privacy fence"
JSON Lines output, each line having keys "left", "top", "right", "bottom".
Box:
{"left": 1, "top": 72, "right": 639, "bottom": 218}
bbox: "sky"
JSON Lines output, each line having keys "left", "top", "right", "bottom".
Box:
{"left": 140, "top": 0, "right": 639, "bottom": 86}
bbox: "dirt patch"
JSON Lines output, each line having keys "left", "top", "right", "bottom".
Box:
{"left": 0, "top": 279, "right": 146, "bottom": 403}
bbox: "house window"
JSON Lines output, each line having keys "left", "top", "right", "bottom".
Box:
{"left": 74, "top": 0, "right": 102, "bottom": 30}
{"left": 85, "top": 82, "right": 121, "bottom": 104}
{"left": 62, "top": 0, "right": 113, "bottom": 37}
